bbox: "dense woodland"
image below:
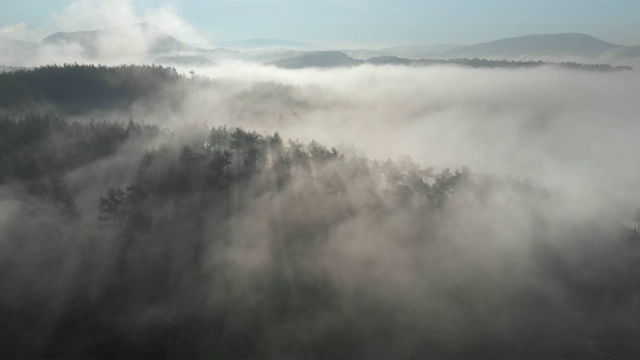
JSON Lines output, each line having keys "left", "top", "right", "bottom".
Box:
{"left": 1, "top": 66, "right": 640, "bottom": 357}
{"left": 0, "top": 64, "right": 186, "bottom": 115}
{"left": 0, "top": 60, "right": 631, "bottom": 116}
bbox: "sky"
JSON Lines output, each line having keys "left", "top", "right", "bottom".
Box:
{"left": 1, "top": 0, "right": 639, "bottom": 48}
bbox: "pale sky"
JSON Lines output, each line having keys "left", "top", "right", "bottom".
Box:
{"left": 1, "top": 0, "right": 639, "bottom": 48}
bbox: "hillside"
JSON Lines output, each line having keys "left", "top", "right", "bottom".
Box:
{"left": 364, "top": 56, "right": 632, "bottom": 71}
{"left": 214, "top": 38, "right": 320, "bottom": 50}
{"left": 273, "top": 50, "right": 363, "bottom": 68}
{"left": 42, "top": 23, "right": 199, "bottom": 58}
{"left": 0, "top": 37, "right": 38, "bottom": 51}
{"left": 380, "top": 44, "right": 462, "bottom": 58}
{"left": 3, "top": 26, "right": 639, "bottom": 66}
{"left": 0, "top": 64, "right": 184, "bottom": 114}
{"left": 2, "top": 109, "right": 640, "bottom": 357}
{"left": 442, "top": 33, "right": 624, "bottom": 59}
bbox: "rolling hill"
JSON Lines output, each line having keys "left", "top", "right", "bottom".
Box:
{"left": 214, "top": 38, "right": 320, "bottom": 51}
{"left": 42, "top": 23, "right": 199, "bottom": 58}
{"left": 2, "top": 25, "right": 639, "bottom": 67}
{"left": 441, "top": 33, "right": 624, "bottom": 59}
{"left": 272, "top": 51, "right": 363, "bottom": 68}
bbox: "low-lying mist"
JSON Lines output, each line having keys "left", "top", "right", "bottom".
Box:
{"left": 127, "top": 63, "right": 640, "bottom": 208}
{"left": 1, "top": 62, "right": 640, "bottom": 357}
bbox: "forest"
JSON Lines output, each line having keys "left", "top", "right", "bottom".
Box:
{"left": 0, "top": 64, "right": 186, "bottom": 115}
{"left": 0, "top": 59, "right": 632, "bottom": 115}
{"left": 1, "top": 65, "right": 640, "bottom": 357}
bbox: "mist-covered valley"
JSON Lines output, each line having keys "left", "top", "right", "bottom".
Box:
{"left": 1, "top": 61, "right": 640, "bottom": 358}
{"left": 3, "top": 1, "right": 640, "bottom": 357}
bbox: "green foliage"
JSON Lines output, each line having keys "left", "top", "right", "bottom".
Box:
{"left": 0, "top": 114, "right": 159, "bottom": 184}
{"left": 98, "top": 187, "right": 126, "bottom": 224}
{"left": 1, "top": 114, "right": 640, "bottom": 358}
{"left": 0, "top": 64, "right": 183, "bottom": 114}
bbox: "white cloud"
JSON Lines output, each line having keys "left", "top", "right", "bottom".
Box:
{"left": 52, "top": 0, "right": 138, "bottom": 31}
{"left": 0, "top": 22, "right": 45, "bottom": 42}
{"left": 51, "top": 0, "right": 209, "bottom": 47}
{"left": 143, "top": 5, "right": 212, "bottom": 47}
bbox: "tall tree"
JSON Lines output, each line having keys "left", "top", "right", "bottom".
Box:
{"left": 98, "top": 187, "right": 127, "bottom": 227}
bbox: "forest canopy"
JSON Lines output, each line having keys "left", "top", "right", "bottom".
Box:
{"left": 0, "top": 64, "right": 184, "bottom": 115}
{"left": 1, "top": 112, "right": 639, "bottom": 357}
{"left": 1, "top": 64, "right": 640, "bottom": 358}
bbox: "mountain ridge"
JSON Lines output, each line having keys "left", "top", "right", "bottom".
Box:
{"left": 441, "top": 33, "right": 624, "bottom": 59}
{"left": 2, "top": 26, "right": 639, "bottom": 66}
{"left": 214, "top": 38, "right": 320, "bottom": 51}
{"left": 42, "top": 23, "right": 200, "bottom": 57}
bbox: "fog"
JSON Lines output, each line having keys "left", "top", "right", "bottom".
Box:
{"left": 125, "top": 62, "right": 639, "bottom": 210}
{"left": 2, "top": 3, "right": 640, "bottom": 357}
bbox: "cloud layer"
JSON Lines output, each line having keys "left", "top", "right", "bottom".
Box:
{"left": 143, "top": 63, "right": 639, "bottom": 215}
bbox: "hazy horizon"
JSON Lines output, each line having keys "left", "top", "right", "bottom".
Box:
{"left": 2, "top": 1, "right": 640, "bottom": 358}
{"left": 2, "top": 0, "right": 640, "bottom": 49}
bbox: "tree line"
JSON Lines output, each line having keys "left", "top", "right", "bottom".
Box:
{"left": 2, "top": 114, "right": 640, "bottom": 357}
{"left": 366, "top": 56, "right": 634, "bottom": 71}
{"left": 0, "top": 64, "right": 185, "bottom": 114}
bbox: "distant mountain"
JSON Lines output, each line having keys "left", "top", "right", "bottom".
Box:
{"left": 364, "top": 56, "right": 632, "bottom": 72}
{"left": 341, "top": 49, "right": 387, "bottom": 60}
{"left": 0, "top": 38, "right": 39, "bottom": 51}
{"left": 43, "top": 23, "right": 199, "bottom": 58}
{"left": 441, "top": 33, "right": 624, "bottom": 59}
{"left": 343, "top": 44, "right": 461, "bottom": 60}
{"left": 270, "top": 51, "right": 631, "bottom": 71}
{"left": 365, "top": 56, "right": 413, "bottom": 66}
{"left": 0, "top": 38, "right": 39, "bottom": 65}
{"left": 3, "top": 26, "right": 639, "bottom": 66}
{"left": 273, "top": 51, "right": 362, "bottom": 69}
{"left": 617, "top": 45, "right": 640, "bottom": 58}
{"left": 214, "top": 38, "right": 320, "bottom": 51}
{"left": 380, "top": 44, "right": 463, "bottom": 58}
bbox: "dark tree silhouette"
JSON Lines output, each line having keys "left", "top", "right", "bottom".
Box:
{"left": 98, "top": 187, "right": 127, "bottom": 226}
